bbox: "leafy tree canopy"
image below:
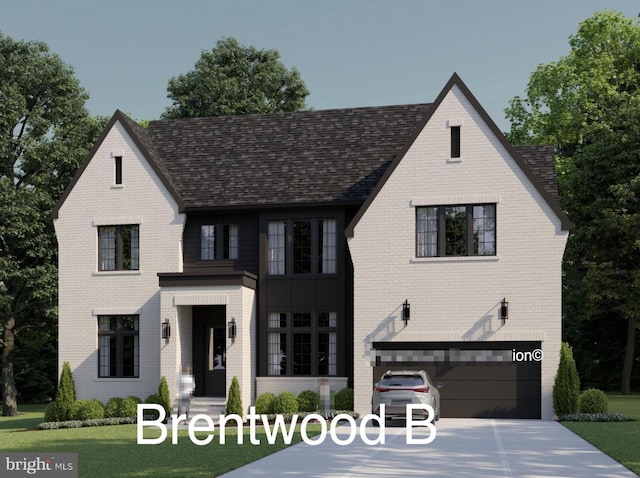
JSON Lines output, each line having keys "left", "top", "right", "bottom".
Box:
{"left": 0, "top": 32, "right": 105, "bottom": 415}
{"left": 505, "top": 11, "right": 640, "bottom": 394}
{"left": 163, "top": 37, "right": 309, "bottom": 119}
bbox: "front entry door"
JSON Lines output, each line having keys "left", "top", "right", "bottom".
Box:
{"left": 192, "top": 306, "right": 226, "bottom": 397}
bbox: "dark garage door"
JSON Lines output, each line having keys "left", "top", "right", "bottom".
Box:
{"left": 373, "top": 341, "right": 541, "bottom": 419}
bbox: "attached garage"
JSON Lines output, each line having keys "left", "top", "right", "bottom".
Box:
{"left": 373, "top": 341, "right": 542, "bottom": 419}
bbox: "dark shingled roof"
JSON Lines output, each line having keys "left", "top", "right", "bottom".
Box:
{"left": 146, "top": 104, "right": 433, "bottom": 208}
{"left": 514, "top": 144, "right": 559, "bottom": 204}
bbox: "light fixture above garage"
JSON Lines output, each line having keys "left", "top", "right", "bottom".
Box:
{"left": 402, "top": 300, "right": 410, "bottom": 326}
{"left": 162, "top": 319, "right": 171, "bottom": 340}
{"left": 500, "top": 298, "right": 509, "bottom": 321}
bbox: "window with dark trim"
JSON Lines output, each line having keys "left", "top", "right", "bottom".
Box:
{"left": 267, "top": 311, "right": 337, "bottom": 376}
{"left": 98, "top": 225, "right": 139, "bottom": 270}
{"left": 451, "top": 126, "right": 461, "bottom": 158}
{"left": 115, "top": 156, "right": 123, "bottom": 184}
{"left": 267, "top": 219, "right": 337, "bottom": 275}
{"left": 200, "top": 224, "right": 238, "bottom": 261}
{"left": 416, "top": 204, "right": 496, "bottom": 257}
{"left": 98, "top": 315, "right": 139, "bottom": 378}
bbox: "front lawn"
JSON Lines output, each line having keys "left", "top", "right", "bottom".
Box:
{"left": 563, "top": 393, "right": 640, "bottom": 476}
{"left": 0, "top": 404, "right": 318, "bottom": 477}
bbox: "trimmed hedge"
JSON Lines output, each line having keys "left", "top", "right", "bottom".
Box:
{"left": 334, "top": 388, "right": 354, "bottom": 411}
{"left": 69, "top": 399, "right": 105, "bottom": 420}
{"left": 297, "top": 390, "right": 320, "bottom": 412}
{"left": 272, "top": 391, "right": 299, "bottom": 414}
{"left": 254, "top": 392, "right": 276, "bottom": 414}
{"left": 579, "top": 388, "right": 608, "bottom": 414}
{"left": 559, "top": 413, "right": 633, "bottom": 422}
{"left": 39, "top": 417, "right": 137, "bottom": 430}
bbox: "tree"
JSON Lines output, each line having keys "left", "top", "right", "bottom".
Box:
{"left": 505, "top": 11, "right": 640, "bottom": 394}
{"left": 225, "top": 376, "right": 242, "bottom": 416}
{"left": 163, "top": 37, "right": 309, "bottom": 119}
{"left": 54, "top": 361, "right": 76, "bottom": 421}
{"left": 553, "top": 342, "right": 580, "bottom": 416}
{"left": 0, "top": 33, "right": 103, "bottom": 416}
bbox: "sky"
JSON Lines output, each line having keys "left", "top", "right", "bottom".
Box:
{"left": 2, "top": 0, "right": 639, "bottom": 131}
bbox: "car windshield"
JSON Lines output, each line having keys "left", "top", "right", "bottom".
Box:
{"left": 380, "top": 375, "right": 424, "bottom": 387}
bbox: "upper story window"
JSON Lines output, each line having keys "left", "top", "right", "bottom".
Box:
{"left": 267, "top": 218, "right": 337, "bottom": 275}
{"left": 98, "top": 225, "right": 139, "bottom": 270}
{"left": 451, "top": 126, "right": 461, "bottom": 158}
{"left": 114, "top": 156, "right": 123, "bottom": 185}
{"left": 201, "top": 224, "right": 238, "bottom": 261}
{"left": 416, "top": 204, "right": 496, "bottom": 257}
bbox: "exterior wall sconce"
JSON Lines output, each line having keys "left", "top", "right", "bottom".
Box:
{"left": 402, "top": 300, "right": 410, "bottom": 326}
{"left": 162, "top": 319, "right": 171, "bottom": 340}
{"left": 228, "top": 318, "right": 237, "bottom": 340}
{"left": 501, "top": 298, "right": 509, "bottom": 321}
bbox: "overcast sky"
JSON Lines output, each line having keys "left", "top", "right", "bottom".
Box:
{"left": 2, "top": 1, "right": 639, "bottom": 131}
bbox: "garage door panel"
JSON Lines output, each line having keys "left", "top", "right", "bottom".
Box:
{"left": 373, "top": 341, "right": 542, "bottom": 419}
{"left": 438, "top": 379, "right": 541, "bottom": 401}
{"left": 441, "top": 399, "right": 541, "bottom": 419}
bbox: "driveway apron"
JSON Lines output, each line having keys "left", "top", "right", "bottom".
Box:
{"left": 220, "top": 418, "right": 637, "bottom": 477}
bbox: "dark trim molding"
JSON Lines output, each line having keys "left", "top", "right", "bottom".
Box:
{"left": 158, "top": 270, "right": 257, "bottom": 289}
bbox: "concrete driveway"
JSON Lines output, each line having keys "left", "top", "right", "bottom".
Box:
{"left": 220, "top": 418, "right": 637, "bottom": 477}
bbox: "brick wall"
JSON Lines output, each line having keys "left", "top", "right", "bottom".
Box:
{"left": 348, "top": 86, "right": 568, "bottom": 420}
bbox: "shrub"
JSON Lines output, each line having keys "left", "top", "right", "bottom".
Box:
{"left": 272, "top": 391, "right": 299, "bottom": 414}
{"left": 70, "top": 399, "right": 105, "bottom": 420}
{"left": 119, "top": 396, "right": 141, "bottom": 417}
{"left": 254, "top": 392, "right": 276, "bottom": 414}
{"left": 226, "top": 376, "right": 243, "bottom": 416}
{"left": 145, "top": 393, "right": 163, "bottom": 420}
{"left": 104, "top": 397, "right": 123, "bottom": 418}
{"left": 552, "top": 342, "right": 580, "bottom": 416}
{"left": 335, "top": 388, "right": 354, "bottom": 411}
{"left": 44, "top": 401, "right": 60, "bottom": 422}
{"left": 297, "top": 390, "right": 319, "bottom": 412}
{"left": 158, "top": 376, "right": 172, "bottom": 417}
{"left": 55, "top": 362, "right": 77, "bottom": 421}
{"left": 579, "top": 388, "right": 608, "bottom": 414}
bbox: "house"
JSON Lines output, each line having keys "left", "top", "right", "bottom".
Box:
{"left": 52, "top": 74, "right": 569, "bottom": 420}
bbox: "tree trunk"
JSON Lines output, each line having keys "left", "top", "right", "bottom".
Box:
{"left": 621, "top": 318, "right": 637, "bottom": 395}
{"left": 2, "top": 318, "right": 18, "bottom": 416}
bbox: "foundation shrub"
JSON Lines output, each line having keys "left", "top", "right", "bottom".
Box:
{"left": 553, "top": 342, "right": 580, "bottom": 416}
{"left": 272, "top": 391, "right": 299, "bottom": 414}
{"left": 297, "top": 390, "right": 319, "bottom": 412}
{"left": 104, "top": 398, "right": 123, "bottom": 418}
{"left": 579, "top": 388, "right": 608, "bottom": 414}
{"left": 254, "top": 392, "right": 276, "bottom": 414}
{"left": 70, "top": 399, "right": 105, "bottom": 420}
{"left": 335, "top": 387, "right": 354, "bottom": 411}
{"left": 226, "top": 376, "right": 243, "bottom": 416}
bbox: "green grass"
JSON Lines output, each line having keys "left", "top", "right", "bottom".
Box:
{"left": 563, "top": 393, "right": 640, "bottom": 476}
{"left": 0, "top": 404, "right": 319, "bottom": 477}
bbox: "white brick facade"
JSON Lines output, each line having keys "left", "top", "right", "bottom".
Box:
{"left": 348, "top": 85, "right": 568, "bottom": 420}
{"left": 54, "top": 121, "right": 185, "bottom": 403}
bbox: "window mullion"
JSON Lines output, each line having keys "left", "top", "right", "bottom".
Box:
{"left": 437, "top": 206, "right": 446, "bottom": 257}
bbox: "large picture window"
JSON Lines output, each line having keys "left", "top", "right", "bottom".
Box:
{"left": 98, "top": 225, "right": 139, "bottom": 271}
{"left": 267, "top": 219, "right": 337, "bottom": 275}
{"left": 98, "top": 315, "right": 139, "bottom": 378}
{"left": 416, "top": 204, "right": 496, "bottom": 257}
{"left": 267, "top": 311, "right": 337, "bottom": 376}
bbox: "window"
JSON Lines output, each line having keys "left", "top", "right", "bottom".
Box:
{"left": 416, "top": 204, "right": 496, "bottom": 257}
{"left": 200, "top": 224, "right": 238, "bottom": 261}
{"left": 98, "top": 225, "right": 139, "bottom": 270}
{"left": 451, "top": 126, "right": 461, "bottom": 158}
{"left": 267, "top": 219, "right": 337, "bottom": 275}
{"left": 114, "top": 156, "right": 123, "bottom": 184}
{"left": 98, "top": 315, "right": 139, "bottom": 378}
{"left": 267, "top": 311, "right": 337, "bottom": 376}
